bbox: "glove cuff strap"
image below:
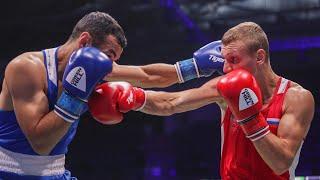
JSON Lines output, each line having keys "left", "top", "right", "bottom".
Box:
{"left": 247, "top": 126, "right": 270, "bottom": 142}
{"left": 175, "top": 58, "right": 200, "bottom": 83}
{"left": 134, "top": 90, "right": 147, "bottom": 111}
{"left": 237, "top": 113, "right": 270, "bottom": 141}
{"left": 54, "top": 91, "right": 87, "bottom": 123}
{"left": 237, "top": 113, "right": 258, "bottom": 125}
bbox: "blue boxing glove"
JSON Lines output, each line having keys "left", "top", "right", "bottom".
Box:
{"left": 175, "top": 40, "right": 224, "bottom": 83}
{"left": 54, "top": 47, "right": 113, "bottom": 123}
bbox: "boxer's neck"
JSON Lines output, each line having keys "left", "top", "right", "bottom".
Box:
{"left": 56, "top": 41, "right": 79, "bottom": 81}
{"left": 255, "top": 63, "right": 279, "bottom": 105}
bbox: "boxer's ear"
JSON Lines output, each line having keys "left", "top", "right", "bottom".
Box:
{"left": 256, "top": 49, "right": 266, "bottom": 65}
{"left": 78, "top": 32, "right": 93, "bottom": 48}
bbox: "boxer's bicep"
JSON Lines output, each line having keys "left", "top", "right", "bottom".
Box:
{"left": 5, "top": 58, "right": 48, "bottom": 140}
{"left": 106, "top": 62, "right": 178, "bottom": 88}
{"left": 277, "top": 88, "right": 314, "bottom": 155}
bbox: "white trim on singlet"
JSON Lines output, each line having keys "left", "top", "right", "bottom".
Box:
{"left": 221, "top": 124, "right": 224, "bottom": 156}
{"left": 289, "top": 141, "right": 303, "bottom": 180}
{"left": 220, "top": 109, "right": 226, "bottom": 157}
{"left": 44, "top": 48, "right": 58, "bottom": 87}
{"left": 277, "top": 78, "right": 289, "bottom": 94}
{"left": 0, "top": 146, "right": 65, "bottom": 176}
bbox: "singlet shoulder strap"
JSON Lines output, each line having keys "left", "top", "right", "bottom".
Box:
{"left": 42, "top": 47, "right": 59, "bottom": 110}
{"left": 277, "top": 77, "right": 290, "bottom": 95}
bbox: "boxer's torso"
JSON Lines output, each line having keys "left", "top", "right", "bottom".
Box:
{"left": 220, "top": 77, "right": 303, "bottom": 180}
{"left": 0, "top": 48, "right": 78, "bottom": 178}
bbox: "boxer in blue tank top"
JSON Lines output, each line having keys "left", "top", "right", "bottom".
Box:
{"left": 0, "top": 12, "right": 126, "bottom": 179}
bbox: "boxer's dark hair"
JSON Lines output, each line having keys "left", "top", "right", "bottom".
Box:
{"left": 222, "top": 22, "right": 269, "bottom": 60}
{"left": 70, "top": 11, "right": 127, "bottom": 48}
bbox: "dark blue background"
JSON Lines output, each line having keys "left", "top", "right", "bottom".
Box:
{"left": 0, "top": 0, "right": 319, "bottom": 179}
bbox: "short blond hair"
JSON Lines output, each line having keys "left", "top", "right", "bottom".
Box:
{"left": 222, "top": 22, "right": 269, "bottom": 59}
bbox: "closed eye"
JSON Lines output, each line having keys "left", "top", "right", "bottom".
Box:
{"left": 104, "top": 50, "right": 116, "bottom": 60}
{"left": 109, "top": 50, "right": 116, "bottom": 59}
{"left": 226, "top": 57, "right": 238, "bottom": 64}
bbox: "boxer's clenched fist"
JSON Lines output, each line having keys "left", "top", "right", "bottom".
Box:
{"left": 175, "top": 40, "right": 224, "bottom": 83}
{"left": 217, "top": 69, "right": 269, "bottom": 141}
{"left": 54, "top": 47, "right": 113, "bottom": 123}
{"left": 88, "top": 82, "right": 146, "bottom": 125}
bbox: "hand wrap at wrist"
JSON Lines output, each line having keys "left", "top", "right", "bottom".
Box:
{"left": 237, "top": 113, "right": 270, "bottom": 141}
{"left": 54, "top": 91, "right": 87, "bottom": 123}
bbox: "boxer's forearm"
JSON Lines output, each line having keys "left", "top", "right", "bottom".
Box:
{"left": 28, "top": 111, "right": 71, "bottom": 155}
{"left": 140, "top": 88, "right": 219, "bottom": 116}
{"left": 139, "top": 91, "right": 179, "bottom": 116}
{"left": 106, "top": 63, "right": 179, "bottom": 88}
{"left": 252, "top": 133, "right": 299, "bottom": 175}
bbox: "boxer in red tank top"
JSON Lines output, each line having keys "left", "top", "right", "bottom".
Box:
{"left": 220, "top": 77, "right": 297, "bottom": 179}
{"left": 125, "top": 22, "right": 314, "bottom": 179}
{"left": 215, "top": 22, "right": 314, "bottom": 179}
{"left": 96, "top": 21, "right": 315, "bottom": 179}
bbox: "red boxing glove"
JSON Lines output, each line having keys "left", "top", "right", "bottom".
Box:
{"left": 88, "top": 82, "right": 146, "bottom": 125}
{"left": 217, "top": 69, "right": 270, "bottom": 141}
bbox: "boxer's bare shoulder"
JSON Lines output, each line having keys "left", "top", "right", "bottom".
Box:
{"left": 0, "top": 51, "right": 47, "bottom": 110}
{"left": 5, "top": 51, "right": 46, "bottom": 85}
{"left": 283, "top": 81, "right": 314, "bottom": 113}
{"left": 280, "top": 80, "right": 314, "bottom": 139}
{"left": 10, "top": 51, "right": 44, "bottom": 67}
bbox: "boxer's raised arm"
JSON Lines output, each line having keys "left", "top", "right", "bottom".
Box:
{"left": 252, "top": 87, "right": 314, "bottom": 174}
{"left": 140, "top": 76, "right": 225, "bottom": 116}
{"left": 87, "top": 76, "right": 226, "bottom": 125}
{"left": 5, "top": 48, "right": 112, "bottom": 155}
{"left": 106, "top": 62, "right": 179, "bottom": 88}
{"left": 105, "top": 40, "right": 224, "bottom": 88}
{"left": 5, "top": 55, "right": 71, "bottom": 155}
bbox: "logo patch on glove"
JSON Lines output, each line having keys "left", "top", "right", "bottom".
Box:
{"left": 126, "top": 91, "right": 134, "bottom": 104}
{"left": 66, "top": 66, "right": 86, "bottom": 92}
{"left": 239, "top": 88, "right": 258, "bottom": 111}
{"left": 209, "top": 55, "right": 224, "bottom": 63}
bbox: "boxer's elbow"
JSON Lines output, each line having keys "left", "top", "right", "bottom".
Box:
{"left": 272, "top": 166, "right": 290, "bottom": 175}
{"left": 30, "top": 141, "right": 52, "bottom": 155}
{"left": 28, "top": 134, "right": 53, "bottom": 155}
{"left": 271, "top": 156, "right": 294, "bottom": 175}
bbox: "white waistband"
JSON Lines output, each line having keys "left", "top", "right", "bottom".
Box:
{"left": 0, "top": 146, "right": 65, "bottom": 176}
